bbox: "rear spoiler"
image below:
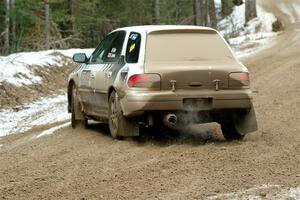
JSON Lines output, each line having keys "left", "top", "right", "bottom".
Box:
{"left": 147, "top": 29, "right": 217, "bottom": 35}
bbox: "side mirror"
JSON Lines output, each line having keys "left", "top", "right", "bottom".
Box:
{"left": 73, "top": 53, "right": 88, "bottom": 63}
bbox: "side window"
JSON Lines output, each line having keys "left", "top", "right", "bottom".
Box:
{"left": 105, "top": 31, "right": 126, "bottom": 63}
{"left": 90, "top": 33, "right": 116, "bottom": 64}
{"left": 126, "top": 32, "right": 141, "bottom": 63}
{"left": 90, "top": 31, "right": 125, "bottom": 64}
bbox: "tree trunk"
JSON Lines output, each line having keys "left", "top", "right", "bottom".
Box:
{"left": 245, "top": 0, "right": 257, "bottom": 23}
{"left": 194, "top": 0, "right": 201, "bottom": 26}
{"left": 4, "top": 0, "right": 10, "bottom": 55}
{"left": 174, "top": 0, "right": 180, "bottom": 23}
{"left": 221, "top": 0, "right": 228, "bottom": 17}
{"left": 154, "top": 0, "right": 160, "bottom": 24}
{"left": 200, "top": 0, "right": 207, "bottom": 26}
{"left": 67, "top": 0, "right": 75, "bottom": 36}
{"left": 206, "top": 0, "right": 209, "bottom": 26}
{"left": 209, "top": 0, "right": 217, "bottom": 28}
{"left": 11, "top": 0, "right": 16, "bottom": 52}
{"left": 45, "top": 0, "right": 50, "bottom": 49}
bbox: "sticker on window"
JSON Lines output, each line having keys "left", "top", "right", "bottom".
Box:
{"left": 129, "top": 43, "right": 136, "bottom": 53}
{"left": 130, "top": 34, "right": 138, "bottom": 40}
{"left": 111, "top": 48, "right": 117, "bottom": 53}
{"left": 107, "top": 53, "right": 116, "bottom": 58}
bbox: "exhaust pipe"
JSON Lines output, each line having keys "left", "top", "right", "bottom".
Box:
{"left": 162, "top": 113, "right": 178, "bottom": 128}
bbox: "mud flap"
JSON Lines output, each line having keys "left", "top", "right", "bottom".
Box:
{"left": 74, "top": 93, "right": 85, "bottom": 121}
{"left": 116, "top": 92, "right": 139, "bottom": 137}
{"left": 233, "top": 103, "right": 258, "bottom": 135}
{"left": 118, "top": 117, "right": 140, "bottom": 137}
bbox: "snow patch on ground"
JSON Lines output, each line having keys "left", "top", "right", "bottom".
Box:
{"left": 36, "top": 122, "right": 71, "bottom": 138}
{"left": 207, "top": 184, "right": 279, "bottom": 199}
{"left": 229, "top": 32, "right": 278, "bottom": 58}
{"left": 218, "top": 3, "right": 276, "bottom": 37}
{"left": 217, "top": 3, "right": 278, "bottom": 58}
{"left": 208, "top": 184, "right": 300, "bottom": 200}
{"left": 0, "top": 48, "right": 93, "bottom": 86}
{"left": 0, "top": 92, "right": 70, "bottom": 137}
{"left": 286, "top": 186, "right": 300, "bottom": 199}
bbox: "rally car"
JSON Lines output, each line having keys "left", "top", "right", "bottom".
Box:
{"left": 67, "top": 25, "right": 258, "bottom": 140}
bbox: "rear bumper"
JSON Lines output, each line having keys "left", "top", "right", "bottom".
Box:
{"left": 120, "top": 89, "right": 252, "bottom": 117}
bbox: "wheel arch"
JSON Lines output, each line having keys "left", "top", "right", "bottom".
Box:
{"left": 107, "top": 86, "right": 116, "bottom": 100}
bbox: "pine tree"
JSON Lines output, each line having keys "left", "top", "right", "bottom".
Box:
{"left": 221, "top": 0, "right": 228, "bottom": 17}
{"left": 154, "top": 0, "right": 160, "bottom": 24}
{"left": 45, "top": 0, "right": 50, "bottom": 49}
{"left": 245, "top": 0, "right": 257, "bottom": 23}
{"left": 11, "top": 0, "right": 16, "bottom": 51}
{"left": 4, "top": 0, "right": 10, "bottom": 54}
{"left": 194, "top": 0, "right": 202, "bottom": 26}
{"left": 209, "top": 0, "right": 217, "bottom": 28}
{"left": 67, "top": 0, "right": 75, "bottom": 37}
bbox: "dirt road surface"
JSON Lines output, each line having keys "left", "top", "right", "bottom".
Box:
{"left": 1, "top": 0, "right": 300, "bottom": 199}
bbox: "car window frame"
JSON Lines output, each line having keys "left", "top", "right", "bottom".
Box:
{"left": 125, "top": 32, "right": 142, "bottom": 63}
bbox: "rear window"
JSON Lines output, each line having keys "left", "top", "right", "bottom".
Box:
{"left": 145, "top": 30, "right": 234, "bottom": 63}
{"left": 126, "top": 32, "right": 141, "bottom": 63}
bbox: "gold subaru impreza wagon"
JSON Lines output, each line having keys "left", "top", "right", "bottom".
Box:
{"left": 68, "top": 25, "right": 258, "bottom": 140}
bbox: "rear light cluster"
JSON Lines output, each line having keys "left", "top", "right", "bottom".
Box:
{"left": 229, "top": 72, "right": 250, "bottom": 88}
{"left": 239, "top": 72, "right": 250, "bottom": 81}
{"left": 127, "top": 74, "right": 160, "bottom": 89}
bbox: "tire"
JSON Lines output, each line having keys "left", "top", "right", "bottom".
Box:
{"left": 220, "top": 120, "right": 245, "bottom": 141}
{"left": 71, "top": 85, "right": 85, "bottom": 129}
{"left": 108, "top": 91, "right": 126, "bottom": 140}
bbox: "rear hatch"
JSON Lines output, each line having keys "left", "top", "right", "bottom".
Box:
{"left": 144, "top": 29, "right": 242, "bottom": 90}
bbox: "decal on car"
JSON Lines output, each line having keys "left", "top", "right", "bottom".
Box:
{"left": 80, "top": 70, "right": 92, "bottom": 86}
{"left": 107, "top": 53, "right": 116, "bottom": 58}
{"left": 111, "top": 47, "right": 117, "bottom": 53}
{"left": 129, "top": 33, "right": 138, "bottom": 40}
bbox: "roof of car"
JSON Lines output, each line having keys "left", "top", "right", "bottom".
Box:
{"left": 115, "top": 25, "right": 215, "bottom": 34}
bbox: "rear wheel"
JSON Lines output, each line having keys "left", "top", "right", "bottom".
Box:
{"left": 220, "top": 120, "right": 245, "bottom": 141}
{"left": 108, "top": 91, "right": 130, "bottom": 139}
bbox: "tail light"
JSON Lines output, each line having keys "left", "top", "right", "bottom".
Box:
{"left": 127, "top": 74, "right": 160, "bottom": 89}
{"left": 229, "top": 72, "right": 250, "bottom": 88}
{"left": 239, "top": 72, "right": 250, "bottom": 81}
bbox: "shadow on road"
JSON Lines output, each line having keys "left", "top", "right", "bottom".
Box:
{"left": 136, "top": 123, "right": 227, "bottom": 146}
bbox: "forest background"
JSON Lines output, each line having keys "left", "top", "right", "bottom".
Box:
{"left": 0, "top": 0, "right": 258, "bottom": 55}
